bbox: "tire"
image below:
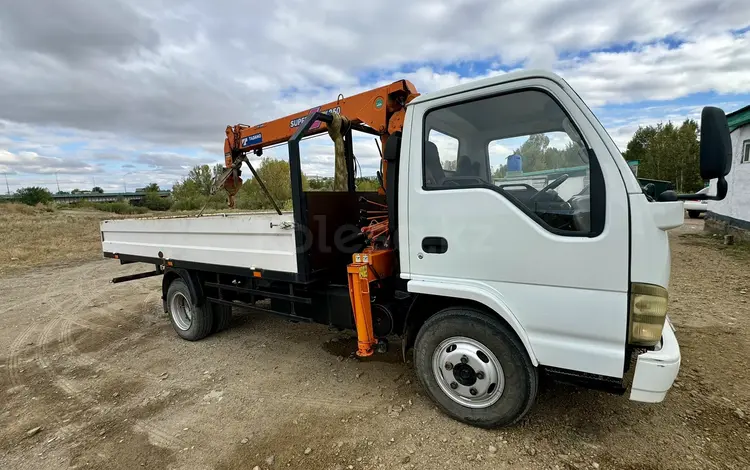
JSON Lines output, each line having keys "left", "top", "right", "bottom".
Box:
{"left": 414, "top": 307, "right": 538, "bottom": 428}
{"left": 211, "top": 302, "right": 233, "bottom": 333}
{"left": 687, "top": 210, "right": 701, "bottom": 219}
{"left": 166, "top": 278, "right": 213, "bottom": 341}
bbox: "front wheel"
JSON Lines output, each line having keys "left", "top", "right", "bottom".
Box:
{"left": 414, "top": 307, "right": 538, "bottom": 428}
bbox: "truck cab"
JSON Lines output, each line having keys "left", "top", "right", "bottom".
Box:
{"left": 382, "top": 70, "right": 730, "bottom": 425}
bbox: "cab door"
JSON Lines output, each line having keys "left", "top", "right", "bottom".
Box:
{"left": 402, "top": 78, "right": 630, "bottom": 378}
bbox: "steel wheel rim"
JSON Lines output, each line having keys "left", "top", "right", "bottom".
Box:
{"left": 170, "top": 292, "right": 193, "bottom": 331}
{"left": 432, "top": 336, "right": 505, "bottom": 409}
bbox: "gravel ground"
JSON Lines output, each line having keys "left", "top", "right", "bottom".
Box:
{"left": 1, "top": 218, "right": 749, "bottom": 470}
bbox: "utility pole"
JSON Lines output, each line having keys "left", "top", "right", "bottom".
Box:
{"left": 3, "top": 173, "right": 9, "bottom": 195}
{"left": 55, "top": 173, "right": 61, "bottom": 193}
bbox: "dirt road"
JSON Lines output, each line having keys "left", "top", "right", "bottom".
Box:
{"left": 1, "top": 219, "right": 749, "bottom": 470}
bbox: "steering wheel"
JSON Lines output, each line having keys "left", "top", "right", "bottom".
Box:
{"left": 529, "top": 174, "right": 569, "bottom": 203}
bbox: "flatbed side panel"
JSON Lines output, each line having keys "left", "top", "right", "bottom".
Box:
{"left": 101, "top": 213, "right": 298, "bottom": 274}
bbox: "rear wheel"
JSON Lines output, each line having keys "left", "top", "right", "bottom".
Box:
{"left": 166, "top": 278, "right": 213, "bottom": 341}
{"left": 414, "top": 307, "right": 538, "bottom": 428}
{"left": 687, "top": 210, "right": 701, "bottom": 219}
{"left": 211, "top": 302, "right": 233, "bottom": 333}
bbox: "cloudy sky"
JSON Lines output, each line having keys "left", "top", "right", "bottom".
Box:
{"left": 1, "top": 0, "right": 749, "bottom": 193}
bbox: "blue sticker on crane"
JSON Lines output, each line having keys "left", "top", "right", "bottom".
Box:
{"left": 241, "top": 133, "right": 262, "bottom": 147}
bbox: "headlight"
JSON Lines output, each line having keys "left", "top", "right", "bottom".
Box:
{"left": 628, "top": 283, "right": 668, "bottom": 347}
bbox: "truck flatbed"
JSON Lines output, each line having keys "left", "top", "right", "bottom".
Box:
{"left": 101, "top": 211, "right": 298, "bottom": 274}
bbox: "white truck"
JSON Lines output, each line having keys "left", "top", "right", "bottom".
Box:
{"left": 101, "top": 70, "right": 732, "bottom": 428}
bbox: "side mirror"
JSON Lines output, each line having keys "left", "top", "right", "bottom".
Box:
{"left": 383, "top": 131, "right": 402, "bottom": 162}
{"left": 699, "top": 106, "right": 732, "bottom": 181}
{"left": 660, "top": 106, "right": 733, "bottom": 202}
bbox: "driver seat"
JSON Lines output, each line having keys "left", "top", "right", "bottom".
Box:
{"left": 424, "top": 141, "right": 445, "bottom": 187}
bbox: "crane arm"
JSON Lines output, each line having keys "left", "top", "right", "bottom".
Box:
{"left": 219, "top": 80, "right": 420, "bottom": 360}
{"left": 223, "top": 79, "right": 419, "bottom": 168}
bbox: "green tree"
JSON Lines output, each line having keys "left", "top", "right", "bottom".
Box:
{"left": 493, "top": 164, "right": 508, "bottom": 180}
{"left": 624, "top": 119, "right": 702, "bottom": 192}
{"left": 517, "top": 134, "right": 550, "bottom": 172}
{"left": 355, "top": 177, "right": 381, "bottom": 192}
{"left": 170, "top": 164, "right": 227, "bottom": 210}
{"left": 308, "top": 178, "right": 332, "bottom": 190}
{"left": 512, "top": 133, "right": 588, "bottom": 174}
{"left": 236, "top": 158, "right": 307, "bottom": 210}
{"left": 142, "top": 192, "right": 172, "bottom": 211}
{"left": 623, "top": 126, "right": 657, "bottom": 163}
{"left": 143, "top": 183, "right": 160, "bottom": 193}
{"left": 186, "top": 165, "right": 214, "bottom": 196}
{"left": 16, "top": 186, "right": 52, "bottom": 205}
{"left": 71, "top": 188, "right": 82, "bottom": 194}
{"left": 91, "top": 186, "right": 104, "bottom": 193}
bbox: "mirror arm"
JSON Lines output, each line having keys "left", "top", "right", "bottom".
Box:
{"left": 675, "top": 193, "right": 708, "bottom": 201}
{"left": 663, "top": 177, "right": 728, "bottom": 202}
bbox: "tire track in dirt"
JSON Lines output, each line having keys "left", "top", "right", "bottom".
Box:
{"left": 61, "top": 264, "right": 154, "bottom": 380}
{"left": 39, "top": 316, "right": 94, "bottom": 402}
{"left": 6, "top": 323, "right": 38, "bottom": 389}
{"left": 60, "top": 262, "right": 190, "bottom": 450}
{"left": 14, "top": 261, "right": 189, "bottom": 450}
{"left": 54, "top": 317, "right": 190, "bottom": 450}
{"left": 10, "top": 262, "right": 135, "bottom": 441}
{"left": 37, "top": 262, "right": 100, "bottom": 404}
{"left": 7, "top": 260, "right": 66, "bottom": 391}
{"left": 127, "top": 285, "right": 191, "bottom": 450}
{"left": 132, "top": 421, "right": 190, "bottom": 450}
{"left": 7, "top": 269, "right": 82, "bottom": 439}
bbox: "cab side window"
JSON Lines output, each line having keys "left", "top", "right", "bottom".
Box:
{"left": 423, "top": 89, "right": 604, "bottom": 236}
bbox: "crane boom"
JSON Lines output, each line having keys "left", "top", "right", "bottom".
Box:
{"left": 223, "top": 79, "right": 419, "bottom": 168}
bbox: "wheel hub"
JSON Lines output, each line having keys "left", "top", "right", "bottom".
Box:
{"left": 452, "top": 363, "right": 477, "bottom": 386}
{"left": 170, "top": 292, "right": 193, "bottom": 331}
{"left": 432, "top": 336, "right": 505, "bottom": 409}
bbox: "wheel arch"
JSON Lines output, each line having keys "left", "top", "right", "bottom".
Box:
{"left": 401, "top": 281, "right": 538, "bottom": 367}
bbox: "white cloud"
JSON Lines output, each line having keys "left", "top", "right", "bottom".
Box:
{"left": 1, "top": 1, "right": 750, "bottom": 190}
{"left": 560, "top": 31, "right": 750, "bottom": 107}
{"left": 488, "top": 141, "right": 513, "bottom": 168}
{"left": 0, "top": 149, "right": 99, "bottom": 174}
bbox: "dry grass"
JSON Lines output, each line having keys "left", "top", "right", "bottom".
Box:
{"left": 0, "top": 203, "right": 257, "bottom": 275}
{"left": 0, "top": 204, "right": 138, "bottom": 275}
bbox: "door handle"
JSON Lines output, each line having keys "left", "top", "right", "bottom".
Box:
{"left": 422, "top": 237, "right": 448, "bottom": 254}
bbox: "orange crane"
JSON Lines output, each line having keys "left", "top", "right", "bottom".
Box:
{"left": 221, "top": 80, "right": 419, "bottom": 357}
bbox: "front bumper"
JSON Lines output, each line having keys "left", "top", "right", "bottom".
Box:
{"left": 629, "top": 318, "right": 681, "bottom": 403}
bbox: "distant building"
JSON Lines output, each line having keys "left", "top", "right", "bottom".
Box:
{"left": 706, "top": 104, "right": 750, "bottom": 239}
